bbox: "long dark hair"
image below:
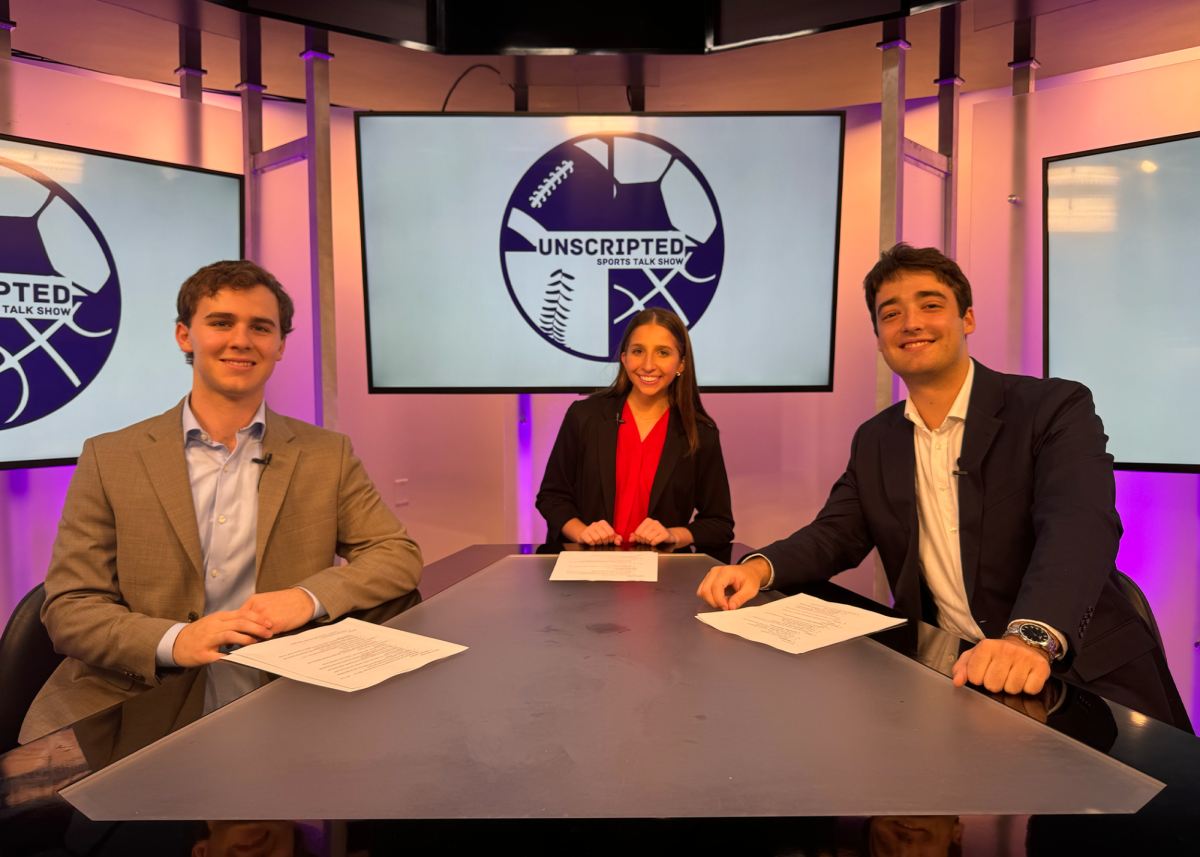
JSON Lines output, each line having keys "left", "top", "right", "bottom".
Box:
{"left": 591, "top": 308, "right": 715, "bottom": 456}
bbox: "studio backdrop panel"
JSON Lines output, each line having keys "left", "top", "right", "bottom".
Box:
{"left": 357, "top": 113, "right": 845, "bottom": 392}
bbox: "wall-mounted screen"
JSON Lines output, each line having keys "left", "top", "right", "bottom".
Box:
{"left": 357, "top": 112, "right": 844, "bottom": 392}
{"left": 1044, "top": 130, "right": 1200, "bottom": 472}
{"left": 0, "top": 136, "right": 242, "bottom": 470}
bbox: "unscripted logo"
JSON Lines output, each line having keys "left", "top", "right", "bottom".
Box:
{"left": 500, "top": 132, "right": 723, "bottom": 361}
{"left": 0, "top": 153, "right": 120, "bottom": 429}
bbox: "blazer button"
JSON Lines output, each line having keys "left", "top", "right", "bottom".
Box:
{"left": 188, "top": 612, "right": 199, "bottom": 622}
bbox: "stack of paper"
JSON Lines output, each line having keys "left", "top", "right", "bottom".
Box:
{"left": 697, "top": 593, "right": 905, "bottom": 655}
{"left": 550, "top": 550, "right": 658, "bottom": 582}
{"left": 222, "top": 618, "right": 467, "bottom": 692}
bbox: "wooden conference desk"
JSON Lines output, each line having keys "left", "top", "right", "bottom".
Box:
{"left": 3, "top": 544, "right": 1200, "bottom": 855}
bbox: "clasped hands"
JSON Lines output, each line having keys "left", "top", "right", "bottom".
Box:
{"left": 573, "top": 518, "right": 688, "bottom": 547}
{"left": 171, "top": 588, "right": 315, "bottom": 668}
{"left": 696, "top": 558, "right": 1053, "bottom": 696}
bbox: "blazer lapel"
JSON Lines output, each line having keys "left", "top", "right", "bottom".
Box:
{"left": 255, "top": 408, "right": 299, "bottom": 575}
{"left": 139, "top": 401, "right": 204, "bottom": 579}
{"left": 957, "top": 360, "right": 1003, "bottom": 604}
{"left": 597, "top": 399, "right": 621, "bottom": 521}
{"left": 880, "top": 405, "right": 922, "bottom": 615}
{"left": 647, "top": 407, "right": 685, "bottom": 517}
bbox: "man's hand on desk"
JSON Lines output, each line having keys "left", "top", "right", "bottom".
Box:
{"left": 239, "top": 589, "right": 316, "bottom": 635}
{"left": 696, "top": 558, "right": 771, "bottom": 610}
{"left": 952, "top": 636, "right": 1052, "bottom": 695}
{"left": 172, "top": 609, "right": 274, "bottom": 668}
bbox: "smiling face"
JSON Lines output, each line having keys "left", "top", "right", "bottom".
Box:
{"left": 874, "top": 271, "right": 975, "bottom": 386}
{"left": 175, "top": 285, "right": 287, "bottom": 405}
{"left": 620, "top": 323, "right": 684, "bottom": 402}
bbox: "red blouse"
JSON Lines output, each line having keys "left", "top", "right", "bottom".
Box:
{"left": 612, "top": 401, "right": 670, "bottom": 544}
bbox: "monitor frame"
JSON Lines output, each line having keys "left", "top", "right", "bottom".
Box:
{"left": 1042, "top": 127, "right": 1200, "bottom": 474}
{"left": 355, "top": 110, "right": 846, "bottom": 395}
{"left": 0, "top": 132, "right": 245, "bottom": 471}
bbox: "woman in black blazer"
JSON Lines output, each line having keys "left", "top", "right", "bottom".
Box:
{"left": 537, "top": 308, "right": 734, "bottom": 547}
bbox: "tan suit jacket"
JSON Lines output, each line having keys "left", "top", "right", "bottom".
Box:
{"left": 20, "top": 401, "right": 423, "bottom": 743}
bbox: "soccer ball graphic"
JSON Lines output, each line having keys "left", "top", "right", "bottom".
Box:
{"left": 0, "top": 153, "right": 120, "bottom": 429}
{"left": 500, "top": 132, "right": 723, "bottom": 361}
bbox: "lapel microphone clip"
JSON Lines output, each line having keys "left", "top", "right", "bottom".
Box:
{"left": 252, "top": 453, "right": 273, "bottom": 489}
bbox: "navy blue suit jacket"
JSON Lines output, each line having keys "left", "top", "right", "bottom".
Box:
{"left": 759, "top": 360, "right": 1188, "bottom": 729}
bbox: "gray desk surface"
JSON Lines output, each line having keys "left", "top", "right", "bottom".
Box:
{"left": 62, "top": 553, "right": 1162, "bottom": 820}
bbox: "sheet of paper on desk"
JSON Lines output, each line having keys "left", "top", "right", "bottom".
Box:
{"left": 696, "top": 593, "right": 905, "bottom": 655}
{"left": 550, "top": 550, "right": 658, "bottom": 582}
{"left": 221, "top": 618, "right": 467, "bottom": 692}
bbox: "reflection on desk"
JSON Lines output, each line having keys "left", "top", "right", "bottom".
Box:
{"left": 1, "top": 545, "right": 1198, "bottom": 857}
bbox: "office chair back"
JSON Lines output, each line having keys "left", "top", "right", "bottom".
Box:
{"left": 1116, "top": 570, "right": 1165, "bottom": 655}
{"left": 0, "top": 583, "right": 65, "bottom": 756}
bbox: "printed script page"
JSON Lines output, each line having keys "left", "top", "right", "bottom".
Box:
{"left": 697, "top": 593, "right": 905, "bottom": 655}
{"left": 549, "top": 550, "right": 658, "bottom": 582}
{"left": 222, "top": 618, "right": 467, "bottom": 692}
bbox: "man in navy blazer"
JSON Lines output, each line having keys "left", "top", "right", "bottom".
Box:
{"left": 698, "top": 244, "right": 1191, "bottom": 732}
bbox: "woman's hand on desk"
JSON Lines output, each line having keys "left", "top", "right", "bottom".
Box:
{"left": 565, "top": 518, "right": 622, "bottom": 546}
{"left": 629, "top": 519, "right": 692, "bottom": 548}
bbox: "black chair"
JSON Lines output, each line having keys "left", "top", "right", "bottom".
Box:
{"left": 0, "top": 583, "right": 65, "bottom": 756}
{"left": 1116, "top": 570, "right": 1165, "bottom": 655}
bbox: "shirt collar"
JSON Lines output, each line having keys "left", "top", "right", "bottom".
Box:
{"left": 182, "top": 396, "right": 267, "bottom": 445}
{"left": 904, "top": 359, "right": 975, "bottom": 430}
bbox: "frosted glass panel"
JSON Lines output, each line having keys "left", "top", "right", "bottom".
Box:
{"left": 1046, "top": 133, "right": 1200, "bottom": 469}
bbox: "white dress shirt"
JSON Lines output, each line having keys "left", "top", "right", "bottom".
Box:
{"left": 904, "top": 361, "right": 1065, "bottom": 654}
{"left": 155, "top": 398, "right": 325, "bottom": 711}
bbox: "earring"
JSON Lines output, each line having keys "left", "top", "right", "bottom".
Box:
{"left": 676, "top": 372, "right": 682, "bottom": 377}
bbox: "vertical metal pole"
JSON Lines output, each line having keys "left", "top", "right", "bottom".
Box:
{"left": 176, "top": 25, "right": 205, "bottom": 102}
{"left": 513, "top": 58, "right": 534, "bottom": 543}
{"left": 628, "top": 55, "right": 646, "bottom": 111}
{"left": 1009, "top": 15, "right": 1039, "bottom": 95}
{"left": 875, "top": 17, "right": 909, "bottom": 604}
{"left": 237, "top": 14, "right": 264, "bottom": 262}
{"left": 303, "top": 27, "right": 337, "bottom": 430}
{"left": 512, "top": 56, "right": 529, "bottom": 112}
{"left": 936, "top": 5, "right": 963, "bottom": 260}
{"left": 0, "top": 2, "right": 14, "bottom": 131}
{"left": 876, "top": 18, "right": 909, "bottom": 416}
{"left": 1007, "top": 13, "right": 1037, "bottom": 373}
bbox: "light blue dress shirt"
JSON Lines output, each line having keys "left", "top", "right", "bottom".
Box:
{"left": 155, "top": 398, "right": 324, "bottom": 709}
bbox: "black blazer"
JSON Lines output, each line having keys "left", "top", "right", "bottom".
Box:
{"left": 537, "top": 395, "right": 734, "bottom": 546}
{"left": 759, "top": 360, "right": 1189, "bottom": 729}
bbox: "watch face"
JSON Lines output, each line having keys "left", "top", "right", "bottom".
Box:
{"left": 1021, "top": 624, "right": 1050, "bottom": 644}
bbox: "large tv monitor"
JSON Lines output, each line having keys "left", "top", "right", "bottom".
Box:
{"left": 0, "top": 135, "right": 242, "bottom": 470}
{"left": 1044, "top": 130, "right": 1200, "bottom": 472}
{"left": 357, "top": 112, "right": 844, "bottom": 393}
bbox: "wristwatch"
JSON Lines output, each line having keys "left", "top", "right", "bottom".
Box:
{"left": 1003, "top": 621, "right": 1060, "bottom": 661}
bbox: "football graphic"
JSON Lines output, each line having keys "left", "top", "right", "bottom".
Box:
{"left": 500, "top": 133, "right": 723, "bottom": 361}
{"left": 0, "top": 154, "right": 119, "bottom": 428}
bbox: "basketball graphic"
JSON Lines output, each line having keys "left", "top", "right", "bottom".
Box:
{"left": 0, "top": 154, "right": 120, "bottom": 428}
{"left": 500, "top": 133, "right": 723, "bottom": 361}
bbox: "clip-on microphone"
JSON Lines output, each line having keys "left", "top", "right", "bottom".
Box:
{"left": 252, "top": 453, "right": 273, "bottom": 488}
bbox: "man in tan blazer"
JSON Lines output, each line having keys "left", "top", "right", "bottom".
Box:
{"left": 20, "top": 260, "right": 422, "bottom": 743}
